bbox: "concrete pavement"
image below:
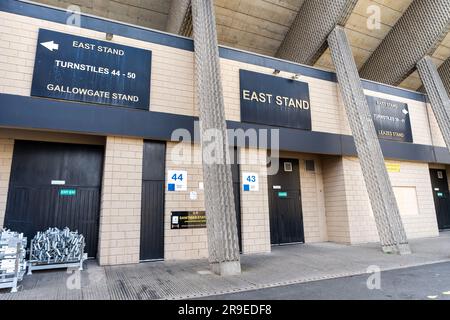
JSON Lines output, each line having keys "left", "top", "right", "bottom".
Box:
{"left": 203, "top": 262, "right": 450, "bottom": 300}
{"left": 0, "top": 232, "right": 449, "bottom": 300}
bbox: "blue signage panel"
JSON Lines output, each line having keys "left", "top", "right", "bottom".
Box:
{"left": 31, "top": 29, "right": 151, "bottom": 110}
{"left": 366, "top": 96, "right": 413, "bottom": 143}
{"left": 239, "top": 69, "right": 311, "bottom": 130}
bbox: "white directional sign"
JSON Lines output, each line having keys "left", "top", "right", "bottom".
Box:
{"left": 40, "top": 40, "right": 59, "bottom": 51}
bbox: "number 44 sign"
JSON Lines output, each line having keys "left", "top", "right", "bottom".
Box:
{"left": 242, "top": 172, "right": 259, "bottom": 192}
{"left": 167, "top": 170, "right": 187, "bottom": 191}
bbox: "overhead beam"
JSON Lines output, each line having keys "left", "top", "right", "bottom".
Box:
{"left": 276, "top": 0, "right": 357, "bottom": 65}
{"left": 166, "top": 0, "right": 192, "bottom": 36}
{"left": 359, "top": 0, "right": 450, "bottom": 85}
{"left": 328, "top": 26, "right": 411, "bottom": 255}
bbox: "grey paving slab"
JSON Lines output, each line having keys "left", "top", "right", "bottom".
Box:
{"left": 1, "top": 232, "right": 449, "bottom": 300}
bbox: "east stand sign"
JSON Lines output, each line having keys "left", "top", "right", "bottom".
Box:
{"left": 31, "top": 29, "right": 152, "bottom": 110}
{"left": 239, "top": 70, "right": 311, "bottom": 130}
{"left": 366, "top": 96, "right": 413, "bottom": 143}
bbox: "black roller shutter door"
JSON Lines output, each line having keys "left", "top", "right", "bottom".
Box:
{"left": 4, "top": 140, "right": 103, "bottom": 257}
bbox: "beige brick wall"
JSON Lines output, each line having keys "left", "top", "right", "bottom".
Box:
{"left": 0, "top": 11, "right": 196, "bottom": 116}
{"left": 334, "top": 157, "right": 439, "bottom": 244}
{"left": 239, "top": 148, "right": 271, "bottom": 254}
{"left": 322, "top": 156, "right": 351, "bottom": 243}
{"left": 0, "top": 12, "right": 438, "bottom": 150}
{"left": 0, "top": 139, "right": 13, "bottom": 228}
{"left": 164, "top": 142, "right": 208, "bottom": 260}
{"left": 98, "top": 136, "right": 143, "bottom": 265}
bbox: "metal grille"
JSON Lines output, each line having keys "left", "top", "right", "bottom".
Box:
{"left": 276, "top": 0, "right": 358, "bottom": 65}
{"left": 359, "top": 0, "right": 450, "bottom": 86}
{"left": 328, "top": 26, "right": 410, "bottom": 255}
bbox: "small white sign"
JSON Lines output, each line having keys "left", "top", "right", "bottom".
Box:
{"left": 242, "top": 172, "right": 259, "bottom": 192}
{"left": 199, "top": 182, "right": 204, "bottom": 190}
{"left": 167, "top": 170, "right": 187, "bottom": 191}
{"left": 190, "top": 191, "right": 198, "bottom": 200}
{"left": 51, "top": 180, "right": 66, "bottom": 185}
{"left": 172, "top": 216, "right": 179, "bottom": 224}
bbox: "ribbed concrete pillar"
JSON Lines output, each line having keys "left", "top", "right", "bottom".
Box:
{"left": 328, "top": 26, "right": 410, "bottom": 255}
{"left": 276, "top": 0, "right": 357, "bottom": 65}
{"left": 166, "top": 0, "right": 192, "bottom": 36}
{"left": 437, "top": 58, "right": 450, "bottom": 97}
{"left": 191, "top": 0, "right": 241, "bottom": 275}
{"left": 360, "top": 0, "right": 450, "bottom": 85}
{"left": 417, "top": 56, "right": 450, "bottom": 151}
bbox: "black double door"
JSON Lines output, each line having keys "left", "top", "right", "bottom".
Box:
{"left": 430, "top": 169, "right": 450, "bottom": 230}
{"left": 268, "top": 158, "right": 304, "bottom": 245}
{"left": 4, "top": 140, "right": 104, "bottom": 258}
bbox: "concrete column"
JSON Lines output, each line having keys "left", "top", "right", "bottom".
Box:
{"left": 359, "top": 0, "right": 450, "bottom": 85}
{"left": 436, "top": 58, "right": 450, "bottom": 97}
{"left": 191, "top": 0, "right": 241, "bottom": 275}
{"left": 328, "top": 26, "right": 410, "bottom": 255}
{"left": 166, "top": 0, "right": 192, "bottom": 36}
{"left": 276, "top": 0, "right": 357, "bottom": 65}
{"left": 417, "top": 56, "right": 450, "bottom": 152}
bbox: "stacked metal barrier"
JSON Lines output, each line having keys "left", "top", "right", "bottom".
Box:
{"left": 0, "top": 229, "right": 27, "bottom": 293}
{"left": 28, "top": 227, "right": 86, "bottom": 274}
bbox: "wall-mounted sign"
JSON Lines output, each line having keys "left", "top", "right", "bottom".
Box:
{"left": 31, "top": 29, "right": 152, "bottom": 110}
{"left": 386, "top": 162, "right": 401, "bottom": 173}
{"left": 366, "top": 96, "right": 412, "bottom": 143}
{"left": 60, "top": 189, "right": 76, "bottom": 196}
{"left": 239, "top": 70, "right": 311, "bottom": 130}
{"left": 278, "top": 192, "right": 288, "bottom": 198}
{"left": 242, "top": 172, "right": 259, "bottom": 192}
{"left": 167, "top": 170, "right": 187, "bottom": 191}
{"left": 171, "top": 211, "right": 206, "bottom": 229}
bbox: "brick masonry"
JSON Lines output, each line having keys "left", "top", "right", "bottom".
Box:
{"left": 0, "top": 11, "right": 445, "bottom": 263}
{"left": 0, "top": 138, "right": 13, "bottom": 229}
{"left": 98, "top": 136, "right": 143, "bottom": 265}
{"left": 323, "top": 156, "right": 439, "bottom": 244}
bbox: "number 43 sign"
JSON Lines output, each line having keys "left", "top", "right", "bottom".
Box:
{"left": 168, "top": 170, "right": 187, "bottom": 191}
{"left": 242, "top": 172, "right": 259, "bottom": 192}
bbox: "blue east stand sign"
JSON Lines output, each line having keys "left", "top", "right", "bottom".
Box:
{"left": 31, "top": 29, "right": 151, "bottom": 110}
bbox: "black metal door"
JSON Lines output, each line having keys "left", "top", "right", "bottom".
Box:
{"left": 140, "top": 141, "right": 166, "bottom": 261}
{"left": 231, "top": 148, "right": 242, "bottom": 252}
{"left": 430, "top": 169, "right": 450, "bottom": 230}
{"left": 4, "top": 140, "right": 103, "bottom": 257}
{"left": 268, "top": 158, "right": 304, "bottom": 245}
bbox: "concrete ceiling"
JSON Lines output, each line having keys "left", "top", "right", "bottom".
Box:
{"left": 31, "top": 0, "right": 450, "bottom": 92}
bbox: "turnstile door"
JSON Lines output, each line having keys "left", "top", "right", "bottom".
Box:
{"left": 268, "top": 158, "right": 304, "bottom": 245}
{"left": 430, "top": 169, "right": 450, "bottom": 230}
